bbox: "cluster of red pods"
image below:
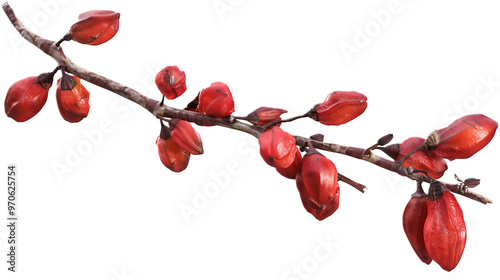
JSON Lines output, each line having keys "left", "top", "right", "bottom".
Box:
{"left": 4, "top": 7, "right": 499, "bottom": 273}
{"left": 4, "top": 70, "right": 91, "bottom": 123}
{"left": 388, "top": 114, "right": 497, "bottom": 271}
{"left": 154, "top": 67, "right": 369, "bottom": 222}
{"left": 378, "top": 114, "right": 498, "bottom": 179}
{"left": 4, "top": 10, "right": 120, "bottom": 123}
{"left": 403, "top": 182, "right": 467, "bottom": 272}
{"left": 154, "top": 65, "right": 236, "bottom": 171}
{"left": 153, "top": 64, "right": 498, "bottom": 272}
{"left": 257, "top": 91, "right": 367, "bottom": 220}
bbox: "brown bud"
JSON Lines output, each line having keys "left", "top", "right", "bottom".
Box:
{"left": 377, "top": 133, "right": 394, "bottom": 146}
{"left": 310, "top": 133, "right": 325, "bottom": 142}
{"left": 464, "top": 178, "right": 480, "bottom": 188}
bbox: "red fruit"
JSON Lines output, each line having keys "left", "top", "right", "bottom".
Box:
{"left": 312, "top": 91, "right": 367, "bottom": 125}
{"left": 69, "top": 10, "right": 120, "bottom": 45}
{"left": 258, "top": 126, "right": 297, "bottom": 168}
{"left": 434, "top": 114, "right": 498, "bottom": 160}
{"left": 296, "top": 146, "right": 338, "bottom": 210}
{"left": 56, "top": 75, "right": 90, "bottom": 123}
{"left": 156, "top": 137, "right": 190, "bottom": 172}
{"left": 155, "top": 66, "right": 187, "bottom": 100}
{"left": 424, "top": 190, "right": 467, "bottom": 272}
{"left": 402, "top": 186, "right": 432, "bottom": 265}
{"left": 156, "top": 122, "right": 190, "bottom": 172}
{"left": 5, "top": 74, "right": 52, "bottom": 122}
{"left": 169, "top": 120, "right": 204, "bottom": 155}
{"left": 197, "top": 82, "right": 235, "bottom": 118}
{"left": 276, "top": 147, "right": 302, "bottom": 179}
{"left": 246, "top": 107, "right": 288, "bottom": 126}
{"left": 398, "top": 137, "right": 448, "bottom": 179}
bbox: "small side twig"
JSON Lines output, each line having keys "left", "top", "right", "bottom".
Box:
{"left": 55, "top": 33, "right": 72, "bottom": 47}
{"left": 338, "top": 174, "right": 366, "bottom": 193}
{"left": 262, "top": 112, "right": 310, "bottom": 130}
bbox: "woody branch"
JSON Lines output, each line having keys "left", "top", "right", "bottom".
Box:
{"left": 2, "top": 2, "right": 491, "bottom": 204}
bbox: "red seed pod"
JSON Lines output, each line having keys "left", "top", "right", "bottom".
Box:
{"left": 402, "top": 186, "right": 432, "bottom": 265}
{"left": 156, "top": 122, "right": 190, "bottom": 172}
{"left": 276, "top": 147, "right": 302, "bottom": 179}
{"left": 56, "top": 75, "right": 90, "bottom": 123}
{"left": 397, "top": 137, "right": 448, "bottom": 179}
{"left": 4, "top": 73, "right": 53, "bottom": 122}
{"left": 69, "top": 10, "right": 120, "bottom": 45}
{"left": 296, "top": 146, "right": 338, "bottom": 209}
{"left": 169, "top": 120, "right": 204, "bottom": 155}
{"left": 424, "top": 190, "right": 467, "bottom": 272}
{"left": 258, "top": 126, "right": 296, "bottom": 168}
{"left": 246, "top": 107, "right": 288, "bottom": 126}
{"left": 155, "top": 66, "right": 187, "bottom": 100}
{"left": 310, "top": 91, "right": 367, "bottom": 126}
{"left": 197, "top": 82, "right": 235, "bottom": 118}
{"left": 434, "top": 114, "right": 498, "bottom": 160}
{"left": 300, "top": 184, "right": 340, "bottom": 221}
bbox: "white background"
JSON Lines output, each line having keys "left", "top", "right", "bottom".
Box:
{"left": 1, "top": 0, "right": 499, "bottom": 279}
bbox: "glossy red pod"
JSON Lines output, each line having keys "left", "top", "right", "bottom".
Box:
{"left": 169, "top": 120, "right": 204, "bottom": 155}
{"left": 259, "top": 126, "right": 297, "bottom": 168}
{"left": 402, "top": 187, "right": 432, "bottom": 265}
{"left": 69, "top": 10, "right": 120, "bottom": 45}
{"left": 424, "top": 190, "right": 467, "bottom": 272}
{"left": 155, "top": 65, "right": 187, "bottom": 100}
{"left": 156, "top": 137, "right": 190, "bottom": 172}
{"left": 311, "top": 91, "right": 367, "bottom": 126}
{"left": 296, "top": 146, "right": 338, "bottom": 209}
{"left": 246, "top": 107, "right": 288, "bottom": 126}
{"left": 156, "top": 122, "right": 190, "bottom": 172}
{"left": 276, "top": 147, "right": 302, "bottom": 179}
{"left": 397, "top": 137, "right": 448, "bottom": 179}
{"left": 434, "top": 114, "right": 498, "bottom": 160}
{"left": 56, "top": 75, "right": 90, "bottom": 123}
{"left": 197, "top": 82, "right": 235, "bottom": 118}
{"left": 4, "top": 74, "right": 52, "bottom": 122}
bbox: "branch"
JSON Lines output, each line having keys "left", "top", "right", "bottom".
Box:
{"left": 2, "top": 2, "right": 491, "bottom": 204}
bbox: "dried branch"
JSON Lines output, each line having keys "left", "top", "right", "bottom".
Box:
{"left": 2, "top": 2, "right": 492, "bottom": 204}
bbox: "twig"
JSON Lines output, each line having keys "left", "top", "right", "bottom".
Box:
{"left": 2, "top": 2, "right": 492, "bottom": 205}
{"left": 338, "top": 174, "right": 366, "bottom": 193}
{"left": 262, "top": 112, "right": 310, "bottom": 130}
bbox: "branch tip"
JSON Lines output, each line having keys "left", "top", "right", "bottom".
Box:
{"left": 338, "top": 173, "right": 366, "bottom": 193}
